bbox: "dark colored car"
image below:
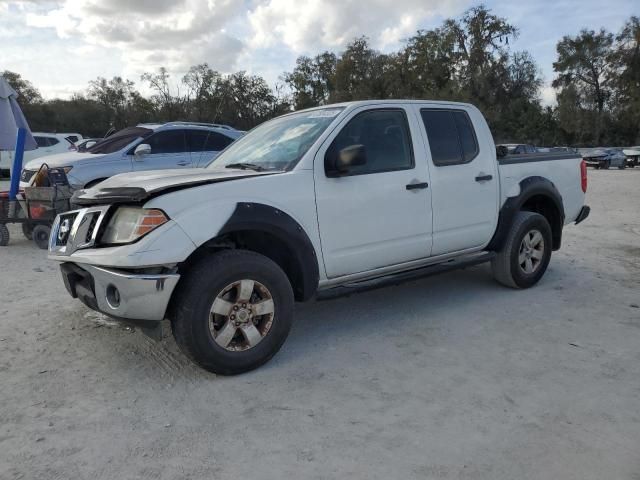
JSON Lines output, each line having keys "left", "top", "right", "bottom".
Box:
{"left": 583, "top": 148, "right": 626, "bottom": 169}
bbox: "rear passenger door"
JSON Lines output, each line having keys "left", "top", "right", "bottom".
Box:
{"left": 416, "top": 107, "right": 499, "bottom": 256}
{"left": 188, "top": 130, "right": 234, "bottom": 167}
{"left": 132, "top": 129, "right": 192, "bottom": 171}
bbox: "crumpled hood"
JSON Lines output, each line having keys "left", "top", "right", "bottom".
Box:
{"left": 72, "top": 168, "right": 278, "bottom": 206}
{"left": 24, "top": 151, "right": 104, "bottom": 170}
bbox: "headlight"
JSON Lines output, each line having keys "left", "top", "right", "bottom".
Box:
{"left": 61, "top": 166, "right": 73, "bottom": 174}
{"left": 100, "top": 207, "right": 169, "bottom": 244}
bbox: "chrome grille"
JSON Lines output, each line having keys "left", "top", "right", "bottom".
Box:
{"left": 85, "top": 212, "right": 100, "bottom": 244}
{"left": 55, "top": 212, "right": 79, "bottom": 246}
{"left": 49, "top": 205, "right": 110, "bottom": 255}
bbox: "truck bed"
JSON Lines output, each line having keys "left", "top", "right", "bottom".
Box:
{"left": 497, "top": 151, "right": 584, "bottom": 224}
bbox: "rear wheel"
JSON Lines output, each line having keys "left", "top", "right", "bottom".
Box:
{"left": 171, "top": 250, "right": 294, "bottom": 375}
{"left": 492, "top": 211, "right": 552, "bottom": 289}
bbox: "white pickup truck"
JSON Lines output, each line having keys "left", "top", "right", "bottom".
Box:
{"left": 48, "top": 100, "right": 590, "bottom": 375}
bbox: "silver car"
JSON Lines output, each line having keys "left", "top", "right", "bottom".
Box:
{"left": 20, "top": 122, "right": 243, "bottom": 189}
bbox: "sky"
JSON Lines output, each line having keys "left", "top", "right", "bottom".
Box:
{"left": 0, "top": 0, "right": 636, "bottom": 105}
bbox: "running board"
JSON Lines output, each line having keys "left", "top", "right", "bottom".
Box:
{"left": 316, "top": 252, "right": 496, "bottom": 300}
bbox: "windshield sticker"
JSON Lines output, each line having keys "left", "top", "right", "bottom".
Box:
{"left": 306, "top": 109, "right": 342, "bottom": 118}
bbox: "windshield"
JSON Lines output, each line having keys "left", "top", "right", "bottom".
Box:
{"left": 208, "top": 107, "right": 344, "bottom": 171}
{"left": 87, "top": 127, "right": 152, "bottom": 154}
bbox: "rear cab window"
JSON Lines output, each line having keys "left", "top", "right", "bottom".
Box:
{"left": 420, "top": 109, "right": 479, "bottom": 166}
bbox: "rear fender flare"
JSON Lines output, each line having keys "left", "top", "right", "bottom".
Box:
{"left": 488, "top": 176, "right": 565, "bottom": 251}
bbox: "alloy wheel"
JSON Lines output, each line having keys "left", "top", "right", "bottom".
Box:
{"left": 209, "top": 279, "right": 275, "bottom": 352}
{"left": 518, "top": 229, "right": 545, "bottom": 274}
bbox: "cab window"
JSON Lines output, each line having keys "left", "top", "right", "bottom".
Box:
{"left": 325, "top": 109, "right": 414, "bottom": 176}
{"left": 420, "top": 109, "right": 479, "bottom": 166}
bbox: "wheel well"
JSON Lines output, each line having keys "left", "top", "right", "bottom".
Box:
{"left": 520, "top": 195, "right": 563, "bottom": 250}
{"left": 179, "top": 230, "right": 310, "bottom": 301}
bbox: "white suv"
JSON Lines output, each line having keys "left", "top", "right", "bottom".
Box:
{"left": 19, "top": 123, "right": 243, "bottom": 188}
{"left": 0, "top": 133, "right": 77, "bottom": 177}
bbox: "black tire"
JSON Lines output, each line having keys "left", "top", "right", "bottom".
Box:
{"left": 170, "top": 249, "right": 294, "bottom": 375}
{"left": 0, "top": 224, "right": 9, "bottom": 246}
{"left": 32, "top": 225, "right": 51, "bottom": 250}
{"left": 491, "top": 211, "right": 552, "bottom": 289}
{"left": 22, "top": 223, "right": 34, "bottom": 240}
{"left": 602, "top": 160, "right": 610, "bottom": 170}
{"left": 594, "top": 164, "right": 600, "bottom": 170}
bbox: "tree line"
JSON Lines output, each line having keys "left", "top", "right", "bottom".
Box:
{"left": 3, "top": 5, "right": 639, "bottom": 146}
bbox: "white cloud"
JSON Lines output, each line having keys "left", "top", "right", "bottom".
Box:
{"left": 247, "top": 0, "right": 465, "bottom": 52}
{"left": 540, "top": 84, "right": 557, "bottom": 107}
{"left": 23, "top": 0, "right": 246, "bottom": 76}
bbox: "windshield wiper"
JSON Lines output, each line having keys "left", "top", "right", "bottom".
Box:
{"left": 224, "top": 162, "right": 265, "bottom": 172}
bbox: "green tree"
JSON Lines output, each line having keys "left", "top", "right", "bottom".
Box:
{"left": 553, "top": 29, "right": 615, "bottom": 144}
{"left": 1, "top": 70, "right": 43, "bottom": 105}
{"left": 612, "top": 16, "right": 640, "bottom": 144}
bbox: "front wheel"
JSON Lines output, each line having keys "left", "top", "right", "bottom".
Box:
{"left": 170, "top": 250, "right": 294, "bottom": 375}
{"left": 491, "top": 211, "right": 552, "bottom": 289}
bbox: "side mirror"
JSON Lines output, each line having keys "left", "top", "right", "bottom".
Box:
{"left": 496, "top": 145, "right": 509, "bottom": 158}
{"left": 326, "top": 144, "right": 367, "bottom": 176}
{"left": 134, "top": 143, "right": 151, "bottom": 158}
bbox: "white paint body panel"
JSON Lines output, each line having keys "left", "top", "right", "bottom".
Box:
{"left": 409, "top": 104, "right": 500, "bottom": 256}
{"left": 313, "top": 104, "right": 433, "bottom": 278}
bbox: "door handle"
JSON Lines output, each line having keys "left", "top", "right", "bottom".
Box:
{"left": 475, "top": 174, "right": 493, "bottom": 182}
{"left": 176, "top": 161, "right": 190, "bottom": 166}
{"left": 406, "top": 182, "right": 429, "bottom": 190}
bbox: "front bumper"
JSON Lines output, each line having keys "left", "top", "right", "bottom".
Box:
{"left": 60, "top": 263, "right": 180, "bottom": 321}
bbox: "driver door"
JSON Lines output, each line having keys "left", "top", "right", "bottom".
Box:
{"left": 314, "top": 106, "right": 433, "bottom": 278}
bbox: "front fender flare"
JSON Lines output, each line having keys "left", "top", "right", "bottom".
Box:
{"left": 217, "top": 202, "right": 320, "bottom": 301}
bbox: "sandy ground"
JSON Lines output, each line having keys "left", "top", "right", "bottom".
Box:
{"left": 0, "top": 170, "right": 639, "bottom": 480}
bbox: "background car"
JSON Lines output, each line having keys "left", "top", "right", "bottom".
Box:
{"left": 76, "top": 138, "right": 102, "bottom": 152}
{"left": 622, "top": 146, "right": 640, "bottom": 167}
{"left": 19, "top": 122, "right": 243, "bottom": 189}
{"left": 582, "top": 148, "right": 627, "bottom": 169}
{"left": 0, "top": 133, "right": 77, "bottom": 178}
{"left": 60, "top": 133, "right": 84, "bottom": 144}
